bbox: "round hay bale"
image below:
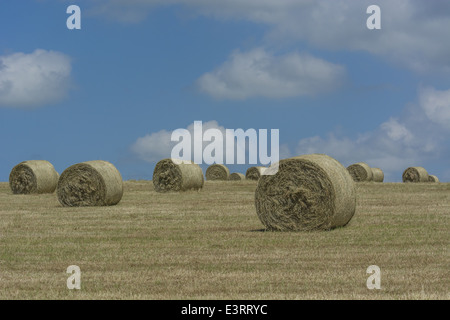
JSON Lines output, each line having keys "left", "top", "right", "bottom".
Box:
{"left": 371, "top": 167, "right": 384, "bottom": 183}
{"left": 346, "top": 162, "right": 373, "bottom": 182}
{"left": 206, "top": 164, "right": 230, "bottom": 181}
{"left": 153, "top": 158, "right": 204, "bottom": 192}
{"left": 246, "top": 166, "right": 267, "bottom": 181}
{"left": 9, "top": 160, "right": 59, "bottom": 194}
{"left": 428, "top": 175, "right": 439, "bottom": 183}
{"left": 57, "top": 160, "right": 123, "bottom": 207}
{"left": 402, "top": 167, "right": 429, "bottom": 183}
{"left": 255, "top": 154, "right": 356, "bottom": 231}
{"left": 229, "top": 172, "right": 246, "bottom": 181}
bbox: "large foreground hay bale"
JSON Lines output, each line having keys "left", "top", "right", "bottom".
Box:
{"left": 57, "top": 160, "right": 123, "bottom": 207}
{"left": 371, "top": 167, "right": 384, "bottom": 182}
{"left": 402, "top": 167, "right": 429, "bottom": 183}
{"left": 9, "top": 160, "right": 59, "bottom": 194}
{"left": 206, "top": 164, "right": 230, "bottom": 181}
{"left": 347, "top": 162, "right": 373, "bottom": 182}
{"left": 229, "top": 172, "right": 246, "bottom": 181}
{"left": 428, "top": 175, "right": 439, "bottom": 183}
{"left": 246, "top": 166, "right": 267, "bottom": 180}
{"left": 153, "top": 158, "right": 204, "bottom": 192}
{"left": 255, "top": 154, "right": 356, "bottom": 231}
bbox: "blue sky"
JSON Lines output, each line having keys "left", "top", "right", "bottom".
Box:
{"left": 1, "top": 0, "right": 449, "bottom": 182}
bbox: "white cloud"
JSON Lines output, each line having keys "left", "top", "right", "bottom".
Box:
{"left": 131, "top": 120, "right": 230, "bottom": 163}
{"left": 419, "top": 86, "right": 450, "bottom": 130}
{"left": 88, "top": 0, "right": 450, "bottom": 73}
{"left": 131, "top": 120, "right": 281, "bottom": 165}
{"left": 0, "top": 49, "right": 72, "bottom": 108}
{"left": 130, "top": 129, "right": 174, "bottom": 163}
{"left": 294, "top": 86, "right": 450, "bottom": 181}
{"left": 295, "top": 132, "right": 419, "bottom": 181}
{"left": 131, "top": 87, "right": 450, "bottom": 180}
{"left": 196, "top": 48, "right": 346, "bottom": 100}
{"left": 380, "top": 118, "right": 414, "bottom": 143}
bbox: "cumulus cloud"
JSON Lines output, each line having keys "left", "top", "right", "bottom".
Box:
{"left": 295, "top": 86, "right": 450, "bottom": 181}
{"left": 131, "top": 120, "right": 231, "bottom": 163}
{"left": 0, "top": 49, "right": 72, "bottom": 108}
{"left": 196, "top": 48, "right": 346, "bottom": 100}
{"left": 131, "top": 120, "right": 282, "bottom": 165}
{"left": 419, "top": 86, "right": 450, "bottom": 130}
{"left": 380, "top": 118, "right": 414, "bottom": 144}
{"left": 88, "top": 0, "right": 450, "bottom": 73}
{"left": 131, "top": 87, "right": 449, "bottom": 180}
{"left": 130, "top": 129, "right": 174, "bottom": 163}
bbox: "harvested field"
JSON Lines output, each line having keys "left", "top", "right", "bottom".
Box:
{"left": 0, "top": 181, "right": 448, "bottom": 299}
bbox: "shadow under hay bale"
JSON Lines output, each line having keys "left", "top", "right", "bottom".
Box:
{"left": 153, "top": 158, "right": 204, "bottom": 192}
{"left": 346, "top": 162, "right": 373, "bottom": 182}
{"left": 206, "top": 164, "right": 230, "bottom": 181}
{"left": 255, "top": 154, "right": 356, "bottom": 231}
{"left": 402, "top": 166, "right": 429, "bottom": 183}
{"left": 9, "top": 160, "right": 59, "bottom": 194}
{"left": 229, "top": 172, "right": 246, "bottom": 181}
{"left": 371, "top": 167, "right": 384, "bottom": 183}
{"left": 57, "top": 160, "right": 123, "bottom": 207}
{"left": 246, "top": 166, "right": 267, "bottom": 181}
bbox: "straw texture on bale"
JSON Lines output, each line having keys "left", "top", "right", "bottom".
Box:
{"left": 57, "top": 161, "right": 123, "bottom": 207}
{"left": 347, "top": 162, "right": 373, "bottom": 182}
{"left": 229, "top": 172, "right": 246, "bottom": 181}
{"left": 371, "top": 167, "right": 384, "bottom": 183}
{"left": 206, "top": 164, "right": 230, "bottom": 181}
{"left": 153, "top": 158, "right": 204, "bottom": 192}
{"left": 255, "top": 154, "right": 356, "bottom": 231}
{"left": 428, "top": 175, "right": 439, "bottom": 183}
{"left": 246, "top": 166, "right": 267, "bottom": 180}
{"left": 9, "top": 160, "right": 59, "bottom": 194}
{"left": 402, "top": 167, "right": 429, "bottom": 183}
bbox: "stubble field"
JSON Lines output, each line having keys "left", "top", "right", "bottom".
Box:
{"left": 0, "top": 180, "right": 448, "bottom": 299}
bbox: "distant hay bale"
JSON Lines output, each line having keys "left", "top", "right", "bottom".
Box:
{"left": 402, "top": 167, "right": 429, "bottom": 183}
{"left": 428, "top": 175, "right": 439, "bottom": 183}
{"left": 206, "top": 164, "right": 230, "bottom": 181}
{"left": 57, "top": 160, "right": 123, "bottom": 207}
{"left": 229, "top": 172, "right": 246, "bottom": 181}
{"left": 255, "top": 154, "right": 356, "bottom": 231}
{"left": 371, "top": 168, "right": 384, "bottom": 182}
{"left": 9, "top": 160, "right": 59, "bottom": 194}
{"left": 346, "top": 162, "right": 373, "bottom": 182}
{"left": 153, "top": 158, "right": 204, "bottom": 192}
{"left": 246, "top": 166, "right": 267, "bottom": 180}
